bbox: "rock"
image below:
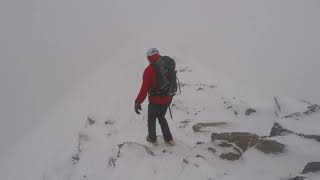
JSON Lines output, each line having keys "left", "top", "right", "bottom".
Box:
{"left": 180, "top": 120, "right": 192, "bottom": 124}
{"left": 105, "top": 120, "right": 115, "bottom": 126}
{"left": 196, "top": 141, "right": 205, "bottom": 145}
{"left": 208, "top": 147, "right": 217, "bottom": 154}
{"left": 303, "top": 104, "right": 320, "bottom": 115}
{"left": 288, "top": 176, "right": 306, "bottom": 180}
{"left": 286, "top": 162, "right": 320, "bottom": 180}
{"left": 302, "top": 162, "right": 320, "bottom": 174}
{"left": 270, "top": 123, "right": 293, "bottom": 137}
{"left": 301, "top": 135, "right": 320, "bottom": 143}
{"left": 270, "top": 123, "right": 320, "bottom": 143}
{"left": 182, "top": 158, "right": 190, "bottom": 164}
{"left": 219, "top": 141, "right": 234, "bottom": 148}
{"left": 211, "top": 132, "right": 259, "bottom": 151}
{"left": 212, "top": 132, "right": 285, "bottom": 161}
{"left": 255, "top": 139, "right": 286, "bottom": 154}
{"left": 245, "top": 108, "right": 257, "bottom": 116}
{"left": 107, "top": 157, "right": 116, "bottom": 167}
{"left": 196, "top": 155, "right": 206, "bottom": 159}
{"left": 183, "top": 158, "right": 189, "bottom": 164}
{"left": 219, "top": 152, "right": 242, "bottom": 161}
{"left": 192, "top": 122, "right": 227, "bottom": 132}
{"left": 233, "top": 147, "right": 242, "bottom": 155}
{"left": 72, "top": 154, "right": 80, "bottom": 165}
{"left": 284, "top": 112, "right": 302, "bottom": 119}
{"left": 86, "top": 116, "right": 96, "bottom": 126}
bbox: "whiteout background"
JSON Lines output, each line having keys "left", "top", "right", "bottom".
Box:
{"left": 0, "top": 0, "right": 319, "bottom": 179}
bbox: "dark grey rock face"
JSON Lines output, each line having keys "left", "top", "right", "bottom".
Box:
{"left": 287, "top": 176, "right": 306, "bottom": 180}
{"left": 245, "top": 108, "right": 257, "bottom": 116}
{"left": 270, "top": 123, "right": 320, "bottom": 143}
{"left": 302, "top": 162, "right": 320, "bottom": 174}
{"left": 219, "top": 152, "right": 242, "bottom": 161}
{"left": 192, "top": 122, "right": 227, "bottom": 132}
{"left": 269, "top": 123, "right": 293, "bottom": 137}
{"left": 255, "top": 139, "right": 285, "bottom": 154}
{"left": 219, "top": 141, "right": 233, "bottom": 148}
{"left": 211, "top": 132, "right": 259, "bottom": 152}
{"left": 211, "top": 132, "right": 286, "bottom": 161}
{"left": 208, "top": 147, "right": 217, "bottom": 154}
{"left": 286, "top": 162, "right": 320, "bottom": 180}
{"left": 301, "top": 135, "right": 320, "bottom": 143}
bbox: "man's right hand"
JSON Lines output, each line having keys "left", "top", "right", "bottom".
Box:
{"left": 134, "top": 103, "right": 142, "bottom": 114}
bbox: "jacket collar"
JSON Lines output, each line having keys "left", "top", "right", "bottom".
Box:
{"left": 147, "top": 53, "right": 161, "bottom": 64}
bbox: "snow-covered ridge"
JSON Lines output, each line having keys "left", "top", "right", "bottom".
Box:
{"left": 44, "top": 63, "right": 320, "bottom": 180}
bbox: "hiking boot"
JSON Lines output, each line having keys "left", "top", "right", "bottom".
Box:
{"left": 166, "top": 140, "right": 175, "bottom": 146}
{"left": 146, "top": 136, "right": 158, "bottom": 146}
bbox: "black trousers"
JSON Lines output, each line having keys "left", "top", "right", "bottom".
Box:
{"left": 148, "top": 103, "right": 173, "bottom": 142}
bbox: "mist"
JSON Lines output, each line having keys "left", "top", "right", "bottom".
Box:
{"left": 1, "top": 0, "right": 320, "bottom": 155}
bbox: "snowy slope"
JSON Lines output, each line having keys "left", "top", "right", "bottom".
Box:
{"left": 41, "top": 58, "right": 320, "bottom": 180}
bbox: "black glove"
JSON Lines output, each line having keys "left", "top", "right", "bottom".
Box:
{"left": 134, "top": 103, "right": 142, "bottom": 114}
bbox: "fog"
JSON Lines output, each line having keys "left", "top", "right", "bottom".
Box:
{"left": 1, "top": 0, "right": 320, "bottom": 153}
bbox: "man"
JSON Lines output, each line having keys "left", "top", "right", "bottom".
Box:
{"left": 134, "top": 48, "right": 175, "bottom": 146}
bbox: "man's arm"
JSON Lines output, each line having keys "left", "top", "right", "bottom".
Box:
{"left": 135, "top": 69, "right": 150, "bottom": 104}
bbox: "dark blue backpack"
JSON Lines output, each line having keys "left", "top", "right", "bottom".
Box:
{"left": 149, "top": 56, "right": 180, "bottom": 96}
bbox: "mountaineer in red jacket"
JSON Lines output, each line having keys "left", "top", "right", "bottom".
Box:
{"left": 135, "top": 48, "right": 175, "bottom": 146}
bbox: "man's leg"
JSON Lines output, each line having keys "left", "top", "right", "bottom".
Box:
{"left": 157, "top": 104, "right": 173, "bottom": 142}
{"left": 147, "top": 103, "right": 157, "bottom": 142}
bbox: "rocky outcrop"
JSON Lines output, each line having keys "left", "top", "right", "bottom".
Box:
{"left": 270, "top": 123, "right": 320, "bottom": 143}
{"left": 86, "top": 116, "right": 96, "bottom": 126}
{"left": 288, "top": 176, "right": 306, "bottom": 180}
{"left": 302, "top": 135, "right": 320, "bottom": 143}
{"left": 287, "top": 162, "right": 320, "bottom": 180}
{"left": 220, "top": 152, "right": 242, "bottom": 161}
{"left": 207, "top": 147, "right": 217, "bottom": 154}
{"left": 270, "top": 123, "right": 294, "bottom": 137}
{"left": 211, "top": 132, "right": 259, "bottom": 152}
{"left": 192, "top": 122, "right": 227, "bottom": 132}
{"left": 302, "top": 162, "right": 320, "bottom": 174}
{"left": 245, "top": 108, "right": 257, "bottom": 116}
{"left": 255, "top": 139, "right": 285, "bottom": 154}
{"left": 211, "top": 132, "right": 286, "bottom": 161}
{"left": 284, "top": 104, "right": 320, "bottom": 119}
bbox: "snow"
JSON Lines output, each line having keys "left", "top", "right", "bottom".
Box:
{"left": 20, "top": 58, "right": 319, "bottom": 180}
{"left": 1, "top": 0, "right": 320, "bottom": 180}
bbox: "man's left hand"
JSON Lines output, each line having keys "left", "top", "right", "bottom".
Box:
{"left": 134, "top": 103, "right": 142, "bottom": 114}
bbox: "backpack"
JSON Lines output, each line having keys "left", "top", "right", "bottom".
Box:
{"left": 149, "top": 56, "right": 180, "bottom": 96}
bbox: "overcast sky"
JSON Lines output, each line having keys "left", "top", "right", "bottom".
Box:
{"left": 1, "top": 0, "right": 320, "bottom": 152}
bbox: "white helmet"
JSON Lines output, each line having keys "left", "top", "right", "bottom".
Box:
{"left": 146, "top": 48, "right": 159, "bottom": 57}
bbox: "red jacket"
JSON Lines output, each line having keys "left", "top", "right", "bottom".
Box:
{"left": 135, "top": 55, "right": 173, "bottom": 105}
